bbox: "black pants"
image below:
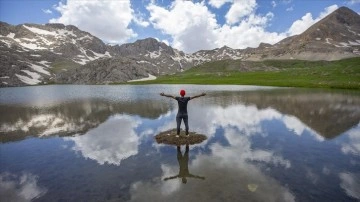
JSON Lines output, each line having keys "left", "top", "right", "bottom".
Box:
{"left": 176, "top": 115, "right": 189, "bottom": 135}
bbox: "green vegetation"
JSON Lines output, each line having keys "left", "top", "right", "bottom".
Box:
{"left": 50, "top": 59, "right": 81, "bottom": 74}
{"left": 132, "top": 57, "right": 360, "bottom": 89}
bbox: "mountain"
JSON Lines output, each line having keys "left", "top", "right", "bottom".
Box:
{"left": 0, "top": 6, "right": 359, "bottom": 87}
{"left": 0, "top": 22, "right": 111, "bottom": 86}
{"left": 0, "top": 23, "right": 194, "bottom": 86}
{"left": 258, "top": 6, "right": 360, "bottom": 60}
{"left": 192, "top": 6, "right": 360, "bottom": 61}
{"left": 55, "top": 38, "right": 196, "bottom": 84}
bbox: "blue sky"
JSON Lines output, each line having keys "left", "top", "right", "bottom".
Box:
{"left": 1, "top": 0, "right": 359, "bottom": 53}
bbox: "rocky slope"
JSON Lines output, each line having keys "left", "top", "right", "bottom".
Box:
{"left": 0, "top": 6, "right": 359, "bottom": 87}
{"left": 257, "top": 6, "right": 360, "bottom": 61}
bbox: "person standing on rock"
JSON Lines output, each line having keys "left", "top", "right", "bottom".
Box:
{"left": 160, "top": 90, "right": 206, "bottom": 136}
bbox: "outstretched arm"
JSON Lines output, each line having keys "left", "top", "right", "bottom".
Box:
{"left": 187, "top": 174, "right": 205, "bottom": 180}
{"left": 190, "top": 92, "right": 206, "bottom": 100}
{"left": 160, "top": 92, "right": 176, "bottom": 99}
{"left": 163, "top": 175, "right": 179, "bottom": 181}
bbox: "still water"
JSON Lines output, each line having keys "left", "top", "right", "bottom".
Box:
{"left": 0, "top": 85, "right": 359, "bottom": 202}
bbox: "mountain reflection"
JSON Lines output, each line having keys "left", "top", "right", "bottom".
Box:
{"left": 233, "top": 89, "right": 360, "bottom": 139}
{"left": 2, "top": 87, "right": 359, "bottom": 143}
{"left": 0, "top": 99, "right": 169, "bottom": 142}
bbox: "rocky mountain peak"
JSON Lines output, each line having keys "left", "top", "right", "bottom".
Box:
{"left": 330, "top": 6, "right": 360, "bottom": 24}
{"left": 113, "top": 37, "right": 175, "bottom": 57}
{"left": 300, "top": 6, "right": 360, "bottom": 39}
{"left": 257, "top": 42, "right": 272, "bottom": 49}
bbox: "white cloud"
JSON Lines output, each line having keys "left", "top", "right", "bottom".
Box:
{"left": 50, "top": 0, "right": 141, "bottom": 43}
{"left": 286, "top": 6, "right": 294, "bottom": 11}
{"left": 147, "top": 0, "right": 219, "bottom": 52}
{"left": 287, "top": 4, "right": 338, "bottom": 36}
{"left": 0, "top": 172, "right": 47, "bottom": 202}
{"left": 282, "top": 0, "right": 293, "bottom": 4}
{"left": 339, "top": 172, "right": 360, "bottom": 199}
{"left": 287, "top": 12, "right": 314, "bottom": 35}
{"left": 347, "top": 0, "right": 360, "bottom": 5}
{"left": 147, "top": 0, "right": 286, "bottom": 52}
{"left": 225, "top": 0, "right": 257, "bottom": 25}
{"left": 215, "top": 12, "right": 286, "bottom": 49}
{"left": 208, "top": 0, "right": 232, "bottom": 9}
{"left": 42, "top": 9, "right": 52, "bottom": 14}
{"left": 319, "top": 4, "right": 339, "bottom": 18}
{"left": 341, "top": 126, "right": 360, "bottom": 155}
{"left": 271, "top": 1, "right": 277, "bottom": 8}
{"left": 161, "top": 39, "right": 170, "bottom": 46}
{"left": 133, "top": 11, "right": 150, "bottom": 27}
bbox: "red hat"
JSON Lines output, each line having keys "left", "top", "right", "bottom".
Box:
{"left": 180, "top": 90, "right": 186, "bottom": 96}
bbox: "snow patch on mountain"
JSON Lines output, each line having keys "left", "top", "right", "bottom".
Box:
{"left": 146, "top": 47, "right": 163, "bottom": 59}
{"left": 127, "top": 74, "right": 156, "bottom": 82}
{"left": 7, "top": 32, "right": 15, "bottom": 38}
{"left": 37, "top": 61, "right": 52, "bottom": 68}
{"left": 26, "top": 63, "right": 50, "bottom": 75}
{"left": 15, "top": 71, "right": 41, "bottom": 85}
{"left": 23, "top": 25, "right": 57, "bottom": 36}
{"left": 56, "top": 29, "right": 77, "bottom": 37}
{"left": 73, "top": 49, "right": 112, "bottom": 65}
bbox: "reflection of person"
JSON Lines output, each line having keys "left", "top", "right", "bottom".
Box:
{"left": 160, "top": 90, "right": 206, "bottom": 135}
{"left": 164, "top": 145, "right": 205, "bottom": 184}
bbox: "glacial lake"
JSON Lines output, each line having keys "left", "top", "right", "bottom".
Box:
{"left": 0, "top": 85, "right": 359, "bottom": 202}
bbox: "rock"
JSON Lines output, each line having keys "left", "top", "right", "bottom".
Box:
{"left": 155, "top": 129, "right": 207, "bottom": 146}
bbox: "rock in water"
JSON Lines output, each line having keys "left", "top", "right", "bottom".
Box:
{"left": 155, "top": 129, "right": 207, "bottom": 146}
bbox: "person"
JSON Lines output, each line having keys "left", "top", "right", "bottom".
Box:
{"left": 163, "top": 145, "right": 205, "bottom": 184}
{"left": 160, "top": 90, "right": 206, "bottom": 136}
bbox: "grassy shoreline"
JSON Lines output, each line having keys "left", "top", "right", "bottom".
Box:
{"left": 131, "top": 58, "right": 360, "bottom": 89}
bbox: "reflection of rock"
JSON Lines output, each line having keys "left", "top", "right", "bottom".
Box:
{"left": 0, "top": 172, "right": 47, "bottom": 202}
{"left": 155, "top": 129, "right": 207, "bottom": 146}
{"left": 66, "top": 114, "right": 140, "bottom": 165}
{"left": 0, "top": 99, "right": 168, "bottom": 142}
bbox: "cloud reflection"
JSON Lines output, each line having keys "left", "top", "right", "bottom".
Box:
{"left": 153, "top": 103, "right": 323, "bottom": 152}
{"left": 0, "top": 172, "right": 47, "bottom": 202}
{"left": 186, "top": 104, "right": 322, "bottom": 142}
{"left": 130, "top": 140, "right": 294, "bottom": 202}
{"left": 339, "top": 172, "right": 360, "bottom": 200}
{"left": 341, "top": 124, "right": 360, "bottom": 156}
{"left": 66, "top": 114, "right": 140, "bottom": 165}
{"left": 130, "top": 104, "right": 297, "bottom": 201}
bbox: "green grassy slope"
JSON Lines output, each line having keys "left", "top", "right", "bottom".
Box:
{"left": 134, "top": 58, "right": 360, "bottom": 89}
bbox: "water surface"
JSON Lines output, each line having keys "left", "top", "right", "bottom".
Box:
{"left": 0, "top": 85, "right": 359, "bottom": 202}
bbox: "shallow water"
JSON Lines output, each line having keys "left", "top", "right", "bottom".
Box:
{"left": 0, "top": 85, "right": 359, "bottom": 202}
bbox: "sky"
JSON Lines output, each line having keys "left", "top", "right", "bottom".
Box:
{"left": 0, "top": 0, "right": 359, "bottom": 53}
